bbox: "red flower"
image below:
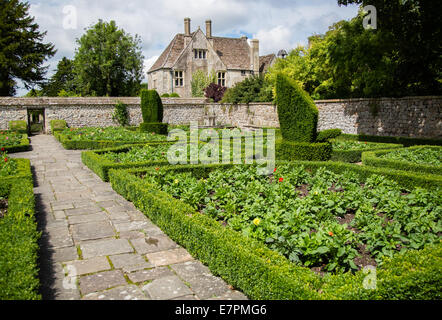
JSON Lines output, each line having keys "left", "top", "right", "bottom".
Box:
{"left": 328, "top": 231, "right": 334, "bottom": 237}
{"left": 155, "top": 167, "right": 160, "bottom": 171}
{"left": 273, "top": 167, "right": 277, "bottom": 173}
{"left": 278, "top": 177, "right": 284, "bottom": 183}
{"left": 1, "top": 147, "right": 4, "bottom": 151}
{"left": 4, "top": 158, "right": 8, "bottom": 162}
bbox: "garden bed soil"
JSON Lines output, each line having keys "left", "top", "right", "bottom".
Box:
{"left": 0, "top": 198, "right": 8, "bottom": 218}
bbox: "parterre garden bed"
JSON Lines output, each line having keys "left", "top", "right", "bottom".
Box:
{"left": 109, "top": 162, "right": 441, "bottom": 300}
{"left": 82, "top": 137, "right": 272, "bottom": 182}
{"left": 140, "top": 163, "right": 441, "bottom": 273}
{"left": 54, "top": 126, "right": 168, "bottom": 149}
{"left": 0, "top": 130, "right": 30, "bottom": 153}
{"left": 72, "top": 124, "right": 442, "bottom": 299}
{"left": 331, "top": 139, "right": 403, "bottom": 163}
{"left": 362, "top": 146, "right": 442, "bottom": 175}
{"left": 0, "top": 157, "right": 40, "bottom": 300}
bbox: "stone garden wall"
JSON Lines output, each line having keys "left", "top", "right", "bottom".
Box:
{"left": 0, "top": 96, "right": 440, "bottom": 138}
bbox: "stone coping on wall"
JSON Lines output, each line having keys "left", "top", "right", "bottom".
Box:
{"left": 0, "top": 97, "right": 207, "bottom": 107}
{"left": 314, "top": 96, "right": 442, "bottom": 103}
{"left": 1, "top": 96, "right": 439, "bottom": 107}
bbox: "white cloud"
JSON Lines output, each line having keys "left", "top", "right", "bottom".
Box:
{"left": 143, "top": 56, "right": 159, "bottom": 76}
{"left": 15, "top": 0, "right": 359, "bottom": 95}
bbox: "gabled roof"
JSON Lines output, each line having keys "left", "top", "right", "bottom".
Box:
{"left": 212, "top": 37, "right": 251, "bottom": 70}
{"left": 148, "top": 33, "right": 189, "bottom": 72}
{"left": 259, "top": 54, "right": 276, "bottom": 73}
{"left": 148, "top": 33, "right": 253, "bottom": 73}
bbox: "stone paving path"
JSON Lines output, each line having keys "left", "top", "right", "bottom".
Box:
{"left": 12, "top": 135, "right": 247, "bottom": 301}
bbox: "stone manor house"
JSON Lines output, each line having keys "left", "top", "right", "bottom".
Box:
{"left": 147, "top": 18, "right": 281, "bottom": 98}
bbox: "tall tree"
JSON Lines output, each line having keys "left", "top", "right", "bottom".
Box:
{"left": 337, "top": 0, "right": 442, "bottom": 96}
{"left": 0, "top": 0, "right": 56, "bottom": 96}
{"left": 41, "top": 57, "right": 75, "bottom": 96}
{"left": 73, "top": 20, "right": 144, "bottom": 97}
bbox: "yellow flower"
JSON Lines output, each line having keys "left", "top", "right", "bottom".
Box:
{"left": 174, "top": 179, "right": 179, "bottom": 184}
{"left": 253, "top": 218, "right": 261, "bottom": 226}
{"left": 314, "top": 191, "right": 319, "bottom": 195}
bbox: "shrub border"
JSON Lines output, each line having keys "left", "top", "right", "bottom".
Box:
{"left": 49, "top": 120, "right": 67, "bottom": 133}
{"left": 339, "top": 133, "right": 442, "bottom": 147}
{"left": 81, "top": 144, "right": 174, "bottom": 181}
{"left": 1, "top": 134, "right": 30, "bottom": 153}
{"left": 54, "top": 131, "right": 168, "bottom": 150}
{"left": 362, "top": 146, "right": 442, "bottom": 175}
{"left": 0, "top": 162, "right": 40, "bottom": 300}
{"left": 108, "top": 161, "right": 441, "bottom": 300}
{"left": 331, "top": 142, "right": 403, "bottom": 163}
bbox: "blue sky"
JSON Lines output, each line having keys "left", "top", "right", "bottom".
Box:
{"left": 16, "top": 0, "right": 359, "bottom": 96}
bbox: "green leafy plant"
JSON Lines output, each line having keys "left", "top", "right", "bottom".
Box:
{"left": 8, "top": 121, "right": 27, "bottom": 134}
{"left": 112, "top": 101, "right": 129, "bottom": 126}
{"left": 142, "top": 164, "right": 441, "bottom": 274}
{"left": 191, "top": 70, "right": 216, "bottom": 97}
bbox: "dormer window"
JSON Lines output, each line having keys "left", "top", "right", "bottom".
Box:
{"left": 194, "top": 49, "right": 206, "bottom": 59}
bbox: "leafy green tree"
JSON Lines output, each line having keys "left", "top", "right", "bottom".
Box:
{"left": 221, "top": 75, "right": 273, "bottom": 104}
{"left": 73, "top": 20, "right": 144, "bottom": 96}
{"left": 0, "top": 0, "right": 56, "bottom": 96}
{"left": 191, "top": 70, "right": 216, "bottom": 97}
{"left": 337, "top": 0, "right": 441, "bottom": 96}
{"left": 41, "top": 57, "right": 76, "bottom": 96}
{"left": 267, "top": 1, "right": 441, "bottom": 99}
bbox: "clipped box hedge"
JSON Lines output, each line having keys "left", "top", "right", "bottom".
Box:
{"left": 0, "top": 163, "right": 40, "bottom": 300}
{"left": 108, "top": 162, "right": 441, "bottom": 300}
{"left": 362, "top": 146, "right": 442, "bottom": 176}
{"left": 81, "top": 144, "right": 174, "bottom": 181}
{"left": 50, "top": 120, "right": 67, "bottom": 133}
{"left": 339, "top": 133, "right": 442, "bottom": 147}
{"left": 0, "top": 158, "right": 33, "bottom": 195}
{"left": 54, "top": 132, "right": 166, "bottom": 150}
{"left": 139, "top": 122, "right": 168, "bottom": 135}
{"left": 1, "top": 134, "right": 31, "bottom": 154}
{"left": 8, "top": 120, "right": 28, "bottom": 134}
{"left": 276, "top": 140, "right": 332, "bottom": 161}
{"left": 331, "top": 142, "right": 403, "bottom": 163}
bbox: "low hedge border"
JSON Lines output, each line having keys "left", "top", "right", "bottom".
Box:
{"left": 8, "top": 120, "right": 28, "bottom": 134}
{"left": 331, "top": 142, "right": 403, "bottom": 163}
{"left": 0, "top": 159, "right": 33, "bottom": 195}
{"left": 0, "top": 164, "right": 40, "bottom": 300}
{"left": 362, "top": 146, "right": 442, "bottom": 176}
{"left": 339, "top": 133, "right": 442, "bottom": 147}
{"left": 108, "top": 162, "right": 441, "bottom": 300}
{"left": 276, "top": 140, "right": 332, "bottom": 161}
{"left": 82, "top": 139, "right": 274, "bottom": 182}
{"left": 55, "top": 132, "right": 168, "bottom": 150}
{"left": 49, "top": 120, "right": 67, "bottom": 133}
{"left": 81, "top": 144, "right": 174, "bottom": 181}
{"left": 1, "top": 134, "right": 31, "bottom": 154}
{"left": 140, "top": 122, "right": 168, "bottom": 135}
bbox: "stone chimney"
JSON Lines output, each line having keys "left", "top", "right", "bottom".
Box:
{"left": 205, "top": 20, "right": 212, "bottom": 38}
{"left": 250, "top": 39, "right": 260, "bottom": 74}
{"left": 184, "top": 18, "right": 191, "bottom": 36}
